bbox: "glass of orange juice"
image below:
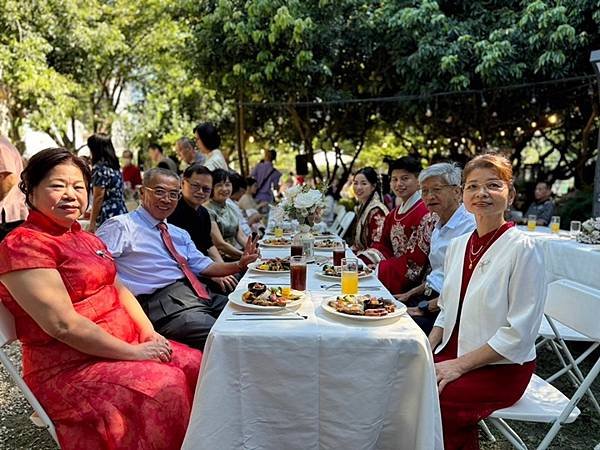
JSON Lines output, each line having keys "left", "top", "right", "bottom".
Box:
{"left": 274, "top": 226, "right": 284, "bottom": 238}
{"left": 527, "top": 215, "right": 537, "bottom": 231}
{"left": 341, "top": 258, "right": 359, "bottom": 295}
{"left": 550, "top": 216, "right": 560, "bottom": 234}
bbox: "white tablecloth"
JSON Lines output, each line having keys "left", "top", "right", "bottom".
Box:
{"left": 518, "top": 226, "right": 600, "bottom": 289}
{"left": 182, "top": 244, "right": 443, "bottom": 450}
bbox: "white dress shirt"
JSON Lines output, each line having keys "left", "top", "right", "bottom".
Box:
{"left": 426, "top": 204, "right": 476, "bottom": 293}
{"left": 96, "top": 207, "right": 214, "bottom": 296}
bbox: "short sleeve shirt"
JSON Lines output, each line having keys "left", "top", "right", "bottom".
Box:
{"left": 92, "top": 162, "right": 128, "bottom": 225}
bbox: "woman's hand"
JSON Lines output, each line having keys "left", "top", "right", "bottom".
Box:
{"left": 434, "top": 358, "right": 466, "bottom": 393}
{"left": 131, "top": 338, "right": 173, "bottom": 363}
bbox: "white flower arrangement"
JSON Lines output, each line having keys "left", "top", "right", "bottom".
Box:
{"left": 277, "top": 184, "right": 327, "bottom": 226}
{"left": 576, "top": 217, "right": 600, "bottom": 244}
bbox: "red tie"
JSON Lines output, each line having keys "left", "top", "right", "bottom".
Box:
{"left": 157, "top": 222, "right": 210, "bottom": 300}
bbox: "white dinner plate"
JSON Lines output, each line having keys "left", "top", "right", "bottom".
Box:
{"left": 321, "top": 295, "right": 406, "bottom": 321}
{"left": 316, "top": 270, "right": 374, "bottom": 280}
{"left": 248, "top": 260, "right": 290, "bottom": 274}
{"left": 259, "top": 239, "right": 292, "bottom": 248}
{"left": 229, "top": 288, "right": 306, "bottom": 311}
{"left": 313, "top": 232, "right": 336, "bottom": 239}
{"left": 313, "top": 240, "right": 343, "bottom": 251}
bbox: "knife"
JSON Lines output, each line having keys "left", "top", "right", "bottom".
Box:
{"left": 226, "top": 316, "right": 306, "bottom": 321}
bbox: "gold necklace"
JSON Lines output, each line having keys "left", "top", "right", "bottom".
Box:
{"left": 467, "top": 226, "right": 504, "bottom": 269}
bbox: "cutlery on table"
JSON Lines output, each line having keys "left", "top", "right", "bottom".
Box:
{"left": 232, "top": 311, "right": 308, "bottom": 319}
{"left": 320, "top": 284, "right": 382, "bottom": 290}
{"left": 226, "top": 316, "right": 307, "bottom": 321}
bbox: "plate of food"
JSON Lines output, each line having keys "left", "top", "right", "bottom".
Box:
{"left": 313, "top": 239, "right": 342, "bottom": 251}
{"left": 322, "top": 294, "right": 405, "bottom": 320}
{"left": 230, "top": 282, "right": 306, "bottom": 310}
{"left": 313, "top": 230, "right": 335, "bottom": 239}
{"left": 259, "top": 237, "right": 292, "bottom": 247}
{"left": 317, "top": 264, "right": 373, "bottom": 280}
{"left": 248, "top": 258, "right": 290, "bottom": 273}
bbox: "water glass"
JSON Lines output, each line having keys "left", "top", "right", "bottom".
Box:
{"left": 527, "top": 215, "right": 537, "bottom": 231}
{"left": 570, "top": 220, "right": 581, "bottom": 239}
{"left": 341, "top": 258, "right": 359, "bottom": 295}
{"left": 290, "top": 256, "right": 307, "bottom": 291}
{"left": 550, "top": 216, "right": 560, "bottom": 234}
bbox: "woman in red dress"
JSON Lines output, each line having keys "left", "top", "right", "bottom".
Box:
{"left": 0, "top": 148, "right": 202, "bottom": 450}
{"left": 359, "top": 157, "right": 436, "bottom": 295}
{"left": 429, "top": 154, "right": 545, "bottom": 449}
{"left": 349, "top": 167, "right": 389, "bottom": 253}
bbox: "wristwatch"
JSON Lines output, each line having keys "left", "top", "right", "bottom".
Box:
{"left": 418, "top": 300, "right": 430, "bottom": 314}
{"left": 423, "top": 283, "right": 432, "bottom": 297}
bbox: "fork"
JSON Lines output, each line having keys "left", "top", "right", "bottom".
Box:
{"left": 320, "top": 284, "right": 382, "bottom": 290}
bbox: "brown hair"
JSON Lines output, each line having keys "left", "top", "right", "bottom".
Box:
{"left": 463, "top": 153, "right": 513, "bottom": 184}
{"left": 20, "top": 147, "right": 91, "bottom": 208}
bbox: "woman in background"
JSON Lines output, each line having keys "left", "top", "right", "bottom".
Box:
{"left": 87, "top": 133, "right": 127, "bottom": 232}
{"left": 349, "top": 167, "right": 389, "bottom": 252}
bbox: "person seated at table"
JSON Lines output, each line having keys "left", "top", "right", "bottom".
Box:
{"left": 429, "top": 153, "right": 545, "bottom": 450}
{"left": 169, "top": 164, "right": 238, "bottom": 294}
{"left": 358, "top": 157, "right": 436, "bottom": 295}
{"left": 229, "top": 171, "right": 263, "bottom": 233}
{"left": 238, "top": 176, "right": 268, "bottom": 213}
{"left": 96, "top": 168, "right": 259, "bottom": 350}
{"left": 204, "top": 169, "right": 250, "bottom": 261}
{"left": 396, "top": 163, "right": 475, "bottom": 334}
{"left": 522, "top": 180, "right": 555, "bottom": 226}
{"left": 349, "top": 167, "right": 389, "bottom": 252}
{"left": 0, "top": 148, "right": 202, "bottom": 450}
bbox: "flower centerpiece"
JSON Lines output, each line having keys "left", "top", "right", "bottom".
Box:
{"left": 576, "top": 217, "right": 600, "bottom": 244}
{"left": 277, "top": 184, "right": 327, "bottom": 230}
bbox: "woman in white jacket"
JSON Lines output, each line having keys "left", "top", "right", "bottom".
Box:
{"left": 428, "top": 154, "right": 545, "bottom": 450}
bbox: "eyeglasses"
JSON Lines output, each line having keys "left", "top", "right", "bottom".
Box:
{"left": 463, "top": 180, "right": 506, "bottom": 193}
{"left": 145, "top": 186, "right": 182, "bottom": 201}
{"left": 421, "top": 185, "right": 457, "bottom": 197}
{"left": 185, "top": 180, "right": 212, "bottom": 194}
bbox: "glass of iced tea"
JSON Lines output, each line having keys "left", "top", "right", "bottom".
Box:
{"left": 550, "top": 216, "right": 560, "bottom": 234}
{"left": 341, "top": 258, "right": 358, "bottom": 295}
{"left": 290, "top": 256, "right": 307, "bottom": 291}
{"left": 291, "top": 235, "right": 303, "bottom": 257}
{"left": 332, "top": 241, "right": 346, "bottom": 267}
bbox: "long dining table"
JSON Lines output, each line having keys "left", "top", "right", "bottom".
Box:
{"left": 182, "top": 234, "right": 443, "bottom": 450}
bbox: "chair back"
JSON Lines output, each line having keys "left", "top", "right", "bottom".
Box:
{"left": 329, "top": 205, "right": 346, "bottom": 232}
{"left": 337, "top": 211, "right": 356, "bottom": 238}
{"left": 545, "top": 279, "right": 600, "bottom": 341}
{"left": 0, "top": 301, "right": 16, "bottom": 347}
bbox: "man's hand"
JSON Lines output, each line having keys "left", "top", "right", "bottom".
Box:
{"left": 238, "top": 234, "right": 260, "bottom": 270}
{"left": 394, "top": 291, "right": 412, "bottom": 303}
{"left": 213, "top": 275, "right": 238, "bottom": 293}
{"left": 407, "top": 306, "right": 424, "bottom": 317}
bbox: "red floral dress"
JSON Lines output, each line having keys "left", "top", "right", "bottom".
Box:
{"left": 434, "top": 222, "right": 535, "bottom": 450}
{"left": 361, "top": 199, "right": 435, "bottom": 294}
{"left": 0, "top": 210, "right": 202, "bottom": 450}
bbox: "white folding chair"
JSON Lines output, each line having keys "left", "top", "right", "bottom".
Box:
{"left": 488, "top": 279, "right": 600, "bottom": 449}
{"left": 335, "top": 211, "right": 356, "bottom": 238}
{"left": 0, "top": 302, "right": 59, "bottom": 445}
{"left": 328, "top": 204, "right": 347, "bottom": 233}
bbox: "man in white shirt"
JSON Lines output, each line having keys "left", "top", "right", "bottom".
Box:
{"left": 97, "top": 168, "right": 258, "bottom": 349}
{"left": 396, "top": 163, "right": 476, "bottom": 334}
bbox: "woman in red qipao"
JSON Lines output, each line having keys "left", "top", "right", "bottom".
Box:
{"left": 0, "top": 148, "right": 202, "bottom": 450}
{"left": 429, "top": 154, "right": 545, "bottom": 449}
{"left": 359, "top": 157, "right": 436, "bottom": 295}
{"left": 349, "top": 167, "right": 389, "bottom": 253}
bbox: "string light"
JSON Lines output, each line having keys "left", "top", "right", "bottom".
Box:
{"left": 530, "top": 121, "right": 537, "bottom": 128}
{"left": 248, "top": 135, "right": 255, "bottom": 143}
{"left": 425, "top": 105, "right": 433, "bottom": 117}
{"left": 547, "top": 114, "right": 558, "bottom": 124}
{"left": 500, "top": 130, "right": 506, "bottom": 136}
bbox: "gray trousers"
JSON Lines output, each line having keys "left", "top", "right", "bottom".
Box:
{"left": 137, "top": 279, "right": 228, "bottom": 350}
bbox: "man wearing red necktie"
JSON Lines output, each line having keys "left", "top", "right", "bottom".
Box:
{"left": 97, "top": 168, "right": 259, "bottom": 350}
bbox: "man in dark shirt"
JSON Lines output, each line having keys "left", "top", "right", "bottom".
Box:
{"left": 524, "top": 181, "right": 555, "bottom": 226}
{"left": 169, "top": 164, "right": 238, "bottom": 292}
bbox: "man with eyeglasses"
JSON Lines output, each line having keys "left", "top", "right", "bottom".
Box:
{"left": 169, "top": 164, "right": 239, "bottom": 293}
{"left": 96, "top": 168, "right": 259, "bottom": 350}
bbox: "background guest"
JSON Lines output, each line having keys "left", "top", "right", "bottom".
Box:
{"left": 0, "top": 135, "right": 28, "bottom": 241}
{"left": 121, "top": 149, "right": 142, "bottom": 189}
{"left": 349, "top": 167, "right": 388, "bottom": 252}
{"left": 429, "top": 154, "right": 545, "bottom": 449}
{"left": 251, "top": 149, "right": 281, "bottom": 204}
{"left": 0, "top": 148, "right": 201, "bottom": 450}
{"left": 238, "top": 176, "right": 267, "bottom": 213}
{"left": 193, "top": 123, "right": 228, "bottom": 171}
{"left": 204, "top": 169, "right": 249, "bottom": 260}
{"left": 359, "top": 157, "right": 434, "bottom": 295}
{"left": 148, "top": 142, "right": 178, "bottom": 172}
{"left": 229, "top": 172, "right": 262, "bottom": 233}
{"left": 175, "top": 137, "right": 205, "bottom": 169}
{"left": 87, "top": 133, "right": 127, "bottom": 232}
{"left": 523, "top": 180, "right": 555, "bottom": 225}
{"left": 396, "top": 163, "right": 476, "bottom": 334}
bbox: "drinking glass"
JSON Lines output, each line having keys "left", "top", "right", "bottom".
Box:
{"left": 290, "top": 256, "right": 307, "bottom": 291}
{"left": 274, "top": 226, "right": 284, "bottom": 238}
{"left": 341, "top": 257, "right": 359, "bottom": 295}
{"left": 550, "top": 216, "right": 560, "bottom": 234}
{"left": 527, "top": 215, "right": 537, "bottom": 231}
{"left": 570, "top": 220, "right": 581, "bottom": 239}
{"left": 290, "top": 235, "right": 303, "bottom": 257}
{"left": 332, "top": 241, "right": 346, "bottom": 267}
